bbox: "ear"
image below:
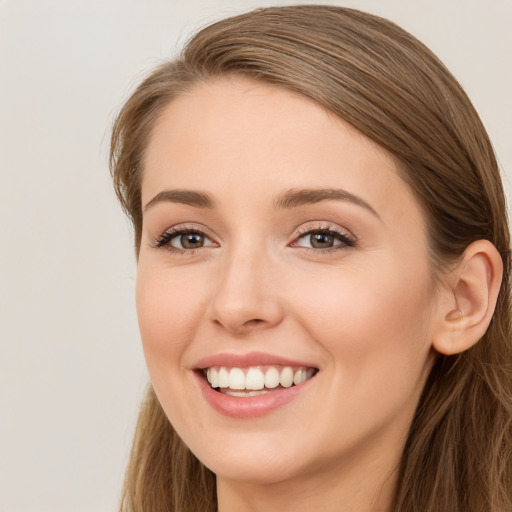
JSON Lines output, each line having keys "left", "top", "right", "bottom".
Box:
{"left": 432, "top": 240, "right": 503, "bottom": 356}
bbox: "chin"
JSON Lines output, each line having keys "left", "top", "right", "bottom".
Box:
{"left": 187, "top": 431, "right": 312, "bottom": 486}
{"left": 208, "top": 456, "right": 306, "bottom": 486}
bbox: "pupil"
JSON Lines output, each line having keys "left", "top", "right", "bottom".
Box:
{"left": 311, "top": 232, "right": 333, "bottom": 248}
{"left": 181, "top": 233, "right": 204, "bottom": 249}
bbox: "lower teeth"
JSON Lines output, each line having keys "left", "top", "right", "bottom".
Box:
{"left": 222, "top": 389, "right": 271, "bottom": 397}
{"left": 217, "top": 384, "right": 291, "bottom": 396}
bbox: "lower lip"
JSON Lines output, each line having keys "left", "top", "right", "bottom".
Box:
{"left": 194, "top": 371, "right": 315, "bottom": 419}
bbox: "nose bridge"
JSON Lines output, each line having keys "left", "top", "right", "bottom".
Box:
{"left": 209, "top": 233, "right": 282, "bottom": 333}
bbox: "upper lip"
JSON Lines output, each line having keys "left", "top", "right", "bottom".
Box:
{"left": 194, "top": 351, "right": 318, "bottom": 370}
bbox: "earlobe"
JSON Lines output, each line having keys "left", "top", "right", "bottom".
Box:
{"left": 432, "top": 240, "right": 503, "bottom": 356}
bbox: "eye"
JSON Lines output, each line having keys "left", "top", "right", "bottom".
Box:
{"left": 173, "top": 232, "right": 209, "bottom": 249}
{"left": 293, "top": 227, "right": 355, "bottom": 251}
{"left": 152, "top": 228, "right": 216, "bottom": 252}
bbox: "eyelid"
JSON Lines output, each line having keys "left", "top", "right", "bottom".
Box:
{"left": 290, "top": 222, "right": 357, "bottom": 250}
{"left": 149, "top": 221, "right": 356, "bottom": 253}
{"left": 151, "top": 224, "right": 219, "bottom": 252}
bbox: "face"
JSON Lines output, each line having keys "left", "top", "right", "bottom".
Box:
{"left": 137, "top": 77, "right": 439, "bottom": 487}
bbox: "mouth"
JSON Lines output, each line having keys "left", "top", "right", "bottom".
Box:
{"left": 201, "top": 365, "right": 318, "bottom": 397}
{"left": 193, "top": 352, "right": 320, "bottom": 418}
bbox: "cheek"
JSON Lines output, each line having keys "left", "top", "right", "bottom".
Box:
{"left": 294, "top": 255, "right": 431, "bottom": 325}
{"left": 289, "top": 259, "right": 435, "bottom": 386}
{"left": 284, "top": 262, "right": 436, "bottom": 455}
{"left": 135, "top": 263, "right": 207, "bottom": 369}
{"left": 135, "top": 263, "right": 212, "bottom": 433}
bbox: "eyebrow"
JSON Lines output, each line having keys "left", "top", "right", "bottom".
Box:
{"left": 274, "top": 188, "right": 380, "bottom": 218}
{"left": 143, "top": 187, "right": 379, "bottom": 218}
{"left": 144, "top": 189, "right": 214, "bottom": 211}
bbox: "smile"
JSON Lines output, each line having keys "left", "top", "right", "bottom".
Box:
{"left": 194, "top": 352, "right": 319, "bottom": 418}
{"left": 204, "top": 366, "right": 317, "bottom": 396}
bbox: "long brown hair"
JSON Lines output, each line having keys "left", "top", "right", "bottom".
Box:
{"left": 110, "top": 6, "right": 512, "bottom": 511}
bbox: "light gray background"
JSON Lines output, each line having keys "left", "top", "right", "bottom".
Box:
{"left": 1, "top": 1, "right": 510, "bottom": 511}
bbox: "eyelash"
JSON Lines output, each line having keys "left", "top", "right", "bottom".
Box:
{"left": 151, "top": 224, "right": 356, "bottom": 255}
{"left": 151, "top": 226, "right": 211, "bottom": 255}
{"left": 293, "top": 225, "right": 356, "bottom": 253}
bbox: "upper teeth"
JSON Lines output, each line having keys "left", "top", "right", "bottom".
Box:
{"left": 205, "top": 366, "right": 315, "bottom": 391}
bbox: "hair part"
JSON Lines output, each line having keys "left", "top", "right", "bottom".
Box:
{"left": 111, "top": 5, "right": 512, "bottom": 511}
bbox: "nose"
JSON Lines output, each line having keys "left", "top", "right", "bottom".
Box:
{"left": 208, "top": 245, "right": 284, "bottom": 335}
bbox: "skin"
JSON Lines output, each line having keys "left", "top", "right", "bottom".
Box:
{"left": 136, "top": 77, "right": 445, "bottom": 512}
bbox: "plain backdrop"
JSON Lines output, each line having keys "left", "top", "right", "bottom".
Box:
{"left": 0, "top": 1, "right": 510, "bottom": 510}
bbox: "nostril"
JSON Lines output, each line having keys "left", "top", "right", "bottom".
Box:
{"left": 213, "top": 317, "right": 265, "bottom": 333}
{"left": 239, "top": 318, "right": 268, "bottom": 331}
{"left": 245, "top": 319, "right": 264, "bottom": 326}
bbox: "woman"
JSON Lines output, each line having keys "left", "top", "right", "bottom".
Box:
{"left": 110, "top": 5, "right": 511, "bottom": 511}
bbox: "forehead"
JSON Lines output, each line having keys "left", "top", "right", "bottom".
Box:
{"left": 142, "top": 77, "right": 422, "bottom": 228}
